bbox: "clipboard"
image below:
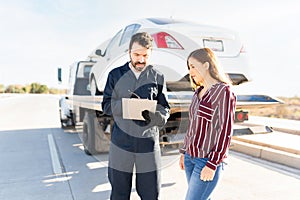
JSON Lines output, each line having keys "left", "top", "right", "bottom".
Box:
{"left": 122, "top": 98, "right": 157, "bottom": 120}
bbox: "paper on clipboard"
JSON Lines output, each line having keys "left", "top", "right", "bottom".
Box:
{"left": 122, "top": 98, "right": 157, "bottom": 120}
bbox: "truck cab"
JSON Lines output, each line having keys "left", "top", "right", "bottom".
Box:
{"left": 59, "top": 61, "right": 95, "bottom": 127}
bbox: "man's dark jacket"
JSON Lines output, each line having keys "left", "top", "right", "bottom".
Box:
{"left": 102, "top": 62, "right": 170, "bottom": 152}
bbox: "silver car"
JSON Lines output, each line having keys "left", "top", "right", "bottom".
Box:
{"left": 88, "top": 17, "right": 251, "bottom": 95}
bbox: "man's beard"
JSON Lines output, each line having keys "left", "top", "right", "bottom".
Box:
{"left": 131, "top": 60, "right": 146, "bottom": 72}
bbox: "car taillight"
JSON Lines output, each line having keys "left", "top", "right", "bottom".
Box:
{"left": 151, "top": 32, "right": 184, "bottom": 49}
{"left": 240, "top": 45, "right": 246, "bottom": 53}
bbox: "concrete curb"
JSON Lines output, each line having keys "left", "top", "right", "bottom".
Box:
{"left": 230, "top": 139, "right": 300, "bottom": 169}
{"left": 231, "top": 116, "right": 300, "bottom": 169}
{"left": 232, "top": 136, "right": 300, "bottom": 155}
{"left": 271, "top": 127, "right": 300, "bottom": 136}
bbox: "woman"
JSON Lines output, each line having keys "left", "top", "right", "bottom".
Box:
{"left": 179, "top": 48, "right": 236, "bottom": 200}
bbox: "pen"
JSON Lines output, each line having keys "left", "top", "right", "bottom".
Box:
{"left": 128, "top": 90, "right": 140, "bottom": 99}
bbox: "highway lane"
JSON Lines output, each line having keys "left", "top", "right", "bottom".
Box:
{"left": 0, "top": 94, "right": 299, "bottom": 200}
{"left": 0, "top": 94, "right": 73, "bottom": 200}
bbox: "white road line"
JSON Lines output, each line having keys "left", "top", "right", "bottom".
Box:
{"left": 48, "top": 134, "right": 63, "bottom": 174}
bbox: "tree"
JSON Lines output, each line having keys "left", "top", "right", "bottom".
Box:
{"left": 0, "top": 84, "right": 5, "bottom": 93}
{"left": 29, "top": 82, "right": 49, "bottom": 94}
{"left": 5, "top": 85, "right": 26, "bottom": 93}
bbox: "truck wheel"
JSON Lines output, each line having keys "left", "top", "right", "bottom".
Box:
{"left": 82, "top": 111, "right": 97, "bottom": 155}
{"left": 59, "top": 108, "right": 74, "bottom": 129}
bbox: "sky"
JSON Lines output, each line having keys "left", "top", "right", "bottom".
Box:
{"left": 0, "top": 0, "right": 299, "bottom": 97}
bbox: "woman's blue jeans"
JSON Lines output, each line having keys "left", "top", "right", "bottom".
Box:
{"left": 184, "top": 153, "right": 224, "bottom": 200}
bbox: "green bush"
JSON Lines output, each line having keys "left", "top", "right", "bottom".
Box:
{"left": 0, "top": 83, "right": 65, "bottom": 94}
{"left": 29, "top": 83, "right": 49, "bottom": 94}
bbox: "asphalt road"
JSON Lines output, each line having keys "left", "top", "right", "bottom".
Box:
{"left": 0, "top": 94, "right": 299, "bottom": 200}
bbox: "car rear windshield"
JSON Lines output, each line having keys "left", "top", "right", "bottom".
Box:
{"left": 147, "top": 18, "right": 182, "bottom": 25}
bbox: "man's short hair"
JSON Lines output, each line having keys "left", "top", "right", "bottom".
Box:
{"left": 129, "top": 32, "right": 153, "bottom": 50}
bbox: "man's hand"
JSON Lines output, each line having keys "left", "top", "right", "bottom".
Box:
{"left": 141, "top": 110, "right": 151, "bottom": 124}
{"left": 141, "top": 110, "right": 164, "bottom": 126}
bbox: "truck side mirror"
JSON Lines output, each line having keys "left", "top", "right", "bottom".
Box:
{"left": 58, "top": 68, "right": 62, "bottom": 83}
{"left": 95, "top": 49, "right": 102, "bottom": 56}
{"left": 95, "top": 49, "right": 106, "bottom": 57}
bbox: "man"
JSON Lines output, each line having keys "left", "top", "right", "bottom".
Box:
{"left": 102, "top": 32, "right": 170, "bottom": 200}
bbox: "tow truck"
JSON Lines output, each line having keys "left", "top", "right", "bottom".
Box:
{"left": 58, "top": 18, "right": 284, "bottom": 155}
{"left": 58, "top": 61, "right": 282, "bottom": 155}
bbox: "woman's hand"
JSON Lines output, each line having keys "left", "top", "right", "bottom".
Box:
{"left": 200, "top": 166, "right": 215, "bottom": 181}
{"left": 179, "top": 154, "right": 185, "bottom": 170}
